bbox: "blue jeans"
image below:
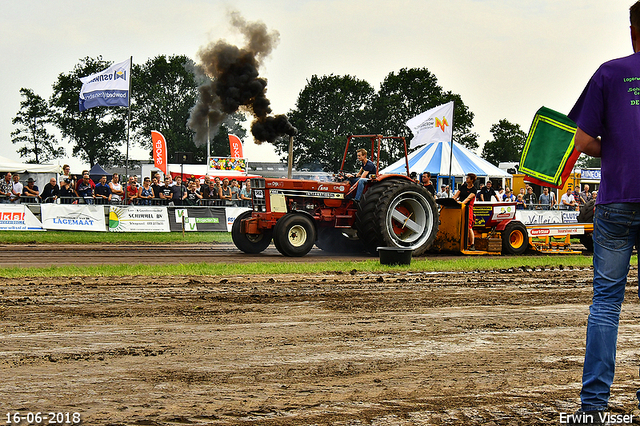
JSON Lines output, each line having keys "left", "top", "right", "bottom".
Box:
{"left": 354, "top": 178, "right": 367, "bottom": 201}
{"left": 580, "top": 203, "right": 640, "bottom": 411}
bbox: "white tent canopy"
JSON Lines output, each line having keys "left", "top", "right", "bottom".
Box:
{"left": 0, "top": 156, "right": 62, "bottom": 173}
{"left": 380, "top": 140, "right": 510, "bottom": 179}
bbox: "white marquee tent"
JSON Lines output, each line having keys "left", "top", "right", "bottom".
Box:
{"left": 380, "top": 140, "right": 511, "bottom": 188}
{"left": 0, "top": 156, "right": 62, "bottom": 195}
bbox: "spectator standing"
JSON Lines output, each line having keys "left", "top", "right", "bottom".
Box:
{"left": 219, "top": 178, "right": 232, "bottom": 204}
{"left": 109, "top": 174, "right": 124, "bottom": 205}
{"left": 22, "top": 178, "right": 40, "bottom": 202}
{"left": 170, "top": 176, "right": 186, "bottom": 206}
{"left": 126, "top": 178, "right": 139, "bottom": 205}
{"left": 58, "top": 177, "right": 76, "bottom": 203}
{"left": 579, "top": 184, "right": 592, "bottom": 205}
{"left": 515, "top": 194, "right": 526, "bottom": 210}
{"left": 94, "top": 176, "right": 111, "bottom": 205}
{"left": 75, "top": 170, "right": 95, "bottom": 192}
{"left": 240, "top": 179, "right": 252, "bottom": 201}
{"left": 137, "top": 177, "right": 154, "bottom": 205}
{"left": 77, "top": 174, "right": 94, "bottom": 204}
{"left": 437, "top": 185, "right": 448, "bottom": 198}
{"left": 479, "top": 180, "right": 497, "bottom": 202}
{"left": 502, "top": 188, "right": 515, "bottom": 202}
{"left": 538, "top": 187, "right": 552, "bottom": 210}
{"left": 420, "top": 172, "right": 436, "bottom": 196}
{"left": 201, "top": 180, "right": 219, "bottom": 205}
{"left": 453, "top": 173, "right": 477, "bottom": 250}
{"left": 230, "top": 179, "right": 240, "bottom": 200}
{"left": 10, "top": 174, "right": 23, "bottom": 203}
{"left": 41, "top": 178, "right": 59, "bottom": 203}
{"left": 560, "top": 188, "right": 576, "bottom": 210}
{"left": 184, "top": 180, "right": 202, "bottom": 206}
{"left": 523, "top": 186, "right": 537, "bottom": 210}
{"left": 160, "top": 177, "right": 172, "bottom": 203}
{"left": 0, "top": 173, "right": 12, "bottom": 202}
{"left": 151, "top": 177, "right": 162, "bottom": 202}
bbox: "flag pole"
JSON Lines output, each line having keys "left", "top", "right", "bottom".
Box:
{"left": 448, "top": 101, "right": 455, "bottom": 194}
{"left": 125, "top": 56, "right": 132, "bottom": 184}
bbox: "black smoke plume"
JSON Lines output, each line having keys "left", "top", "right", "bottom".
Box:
{"left": 188, "top": 12, "right": 297, "bottom": 147}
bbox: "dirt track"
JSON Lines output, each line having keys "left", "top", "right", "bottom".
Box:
{"left": 4, "top": 261, "right": 640, "bottom": 425}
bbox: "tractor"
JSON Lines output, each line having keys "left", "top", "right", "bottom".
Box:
{"left": 232, "top": 135, "right": 440, "bottom": 257}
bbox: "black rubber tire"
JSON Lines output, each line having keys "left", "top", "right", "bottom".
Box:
{"left": 273, "top": 213, "right": 317, "bottom": 257}
{"left": 501, "top": 221, "right": 528, "bottom": 255}
{"left": 315, "top": 228, "right": 365, "bottom": 253}
{"left": 355, "top": 180, "right": 439, "bottom": 256}
{"left": 232, "top": 210, "right": 273, "bottom": 254}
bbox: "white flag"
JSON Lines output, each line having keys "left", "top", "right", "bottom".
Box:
{"left": 79, "top": 58, "right": 131, "bottom": 111}
{"left": 407, "top": 101, "right": 454, "bottom": 149}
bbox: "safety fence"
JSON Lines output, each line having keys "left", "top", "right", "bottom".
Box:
{"left": 0, "top": 204, "right": 251, "bottom": 232}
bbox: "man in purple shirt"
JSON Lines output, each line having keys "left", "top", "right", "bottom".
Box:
{"left": 567, "top": 1, "right": 640, "bottom": 420}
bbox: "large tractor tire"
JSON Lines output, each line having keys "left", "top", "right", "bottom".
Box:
{"left": 356, "top": 180, "right": 439, "bottom": 256}
{"left": 315, "top": 228, "right": 365, "bottom": 253}
{"left": 501, "top": 221, "right": 528, "bottom": 255}
{"left": 232, "top": 210, "right": 273, "bottom": 254}
{"left": 273, "top": 213, "right": 317, "bottom": 257}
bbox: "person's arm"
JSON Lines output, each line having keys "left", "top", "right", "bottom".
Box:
{"left": 574, "top": 127, "right": 601, "bottom": 157}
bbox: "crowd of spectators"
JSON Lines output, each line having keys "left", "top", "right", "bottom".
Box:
{"left": 412, "top": 173, "right": 596, "bottom": 212}
{"left": 0, "top": 165, "right": 253, "bottom": 207}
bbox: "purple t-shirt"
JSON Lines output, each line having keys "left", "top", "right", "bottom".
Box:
{"left": 568, "top": 51, "right": 640, "bottom": 205}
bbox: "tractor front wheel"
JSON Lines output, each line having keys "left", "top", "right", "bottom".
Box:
{"left": 273, "top": 213, "right": 317, "bottom": 257}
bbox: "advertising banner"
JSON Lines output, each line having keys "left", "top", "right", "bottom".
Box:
{"left": 168, "top": 207, "right": 227, "bottom": 232}
{"left": 208, "top": 157, "right": 247, "bottom": 172}
{"left": 0, "top": 205, "right": 43, "bottom": 231}
{"left": 108, "top": 206, "right": 170, "bottom": 232}
{"left": 225, "top": 207, "right": 252, "bottom": 231}
{"left": 40, "top": 204, "right": 105, "bottom": 231}
{"left": 515, "top": 210, "right": 563, "bottom": 225}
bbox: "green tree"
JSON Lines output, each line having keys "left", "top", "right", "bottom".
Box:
{"left": 274, "top": 74, "right": 375, "bottom": 172}
{"left": 11, "top": 88, "right": 64, "bottom": 163}
{"left": 372, "top": 68, "right": 478, "bottom": 164}
{"left": 481, "top": 119, "right": 526, "bottom": 166}
{"left": 576, "top": 153, "right": 601, "bottom": 169}
{"left": 49, "top": 56, "right": 127, "bottom": 167}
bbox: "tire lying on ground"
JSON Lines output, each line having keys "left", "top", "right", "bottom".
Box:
{"left": 355, "top": 180, "right": 439, "bottom": 256}
{"left": 273, "top": 212, "right": 318, "bottom": 257}
{"left": 232, "top": 210, "right": 273, "bottom": 254}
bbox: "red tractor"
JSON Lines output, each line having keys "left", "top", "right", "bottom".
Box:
{"left": 232, "top": 135, "right": 440, "bottom": 257}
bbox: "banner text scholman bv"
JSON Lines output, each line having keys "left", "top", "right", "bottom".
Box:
{"left": 0, "top": 205, "right": 43, "bottom": 230}
{"left": 79, "top": 58, "right": 130, "bottom": 111}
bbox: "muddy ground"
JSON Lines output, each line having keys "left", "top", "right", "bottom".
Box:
{"left": 3, "top": 265, "right": 640, "bottom": 425}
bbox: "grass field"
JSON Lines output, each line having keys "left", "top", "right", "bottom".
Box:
{"left": 0, "top": 230, "right": 233, "bottom": 244}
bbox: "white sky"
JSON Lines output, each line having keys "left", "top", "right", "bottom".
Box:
{"left": 0, "top": 0, "right": 634, "bottom": 172}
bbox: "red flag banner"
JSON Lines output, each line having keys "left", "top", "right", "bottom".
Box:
{"left": 229, "top": 134, "right": 244, "bottom": 158}
{"left": 151, "top": 131, "right": 167, "bottom": 175}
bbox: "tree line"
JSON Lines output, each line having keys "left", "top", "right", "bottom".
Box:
{"left": 12, "top": 54, "right": 560, "bottom": 170}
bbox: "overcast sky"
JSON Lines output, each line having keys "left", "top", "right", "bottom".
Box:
{"left": 0, "top": 0, "right": 634, "bottom": 172}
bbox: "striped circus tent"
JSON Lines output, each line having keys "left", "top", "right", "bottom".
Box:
{"left": 380, "top": 140, "right": 510, "bottom": 179}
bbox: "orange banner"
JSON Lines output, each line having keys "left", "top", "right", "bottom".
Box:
{"left": 229, "top": 134, "right": 244, "bottom": 158}
{"left": 151, "top": 131, "right": 167, "bottom": 175}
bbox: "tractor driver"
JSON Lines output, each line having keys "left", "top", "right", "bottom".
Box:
{"left": 346, "top": 148, "right": 376, "bottom": 202}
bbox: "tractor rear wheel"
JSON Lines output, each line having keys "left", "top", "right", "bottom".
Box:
{"left": 501, "top": 221, "right": 528, "bottom": 255}
{"left": 232, "top": 210, "right": 273, "bottom": 254}
{"left": 273, "top": 213, "right": 317, "bottom": 257}
{"left": 356, "top": 180, "right": 439, "bottom": 256}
